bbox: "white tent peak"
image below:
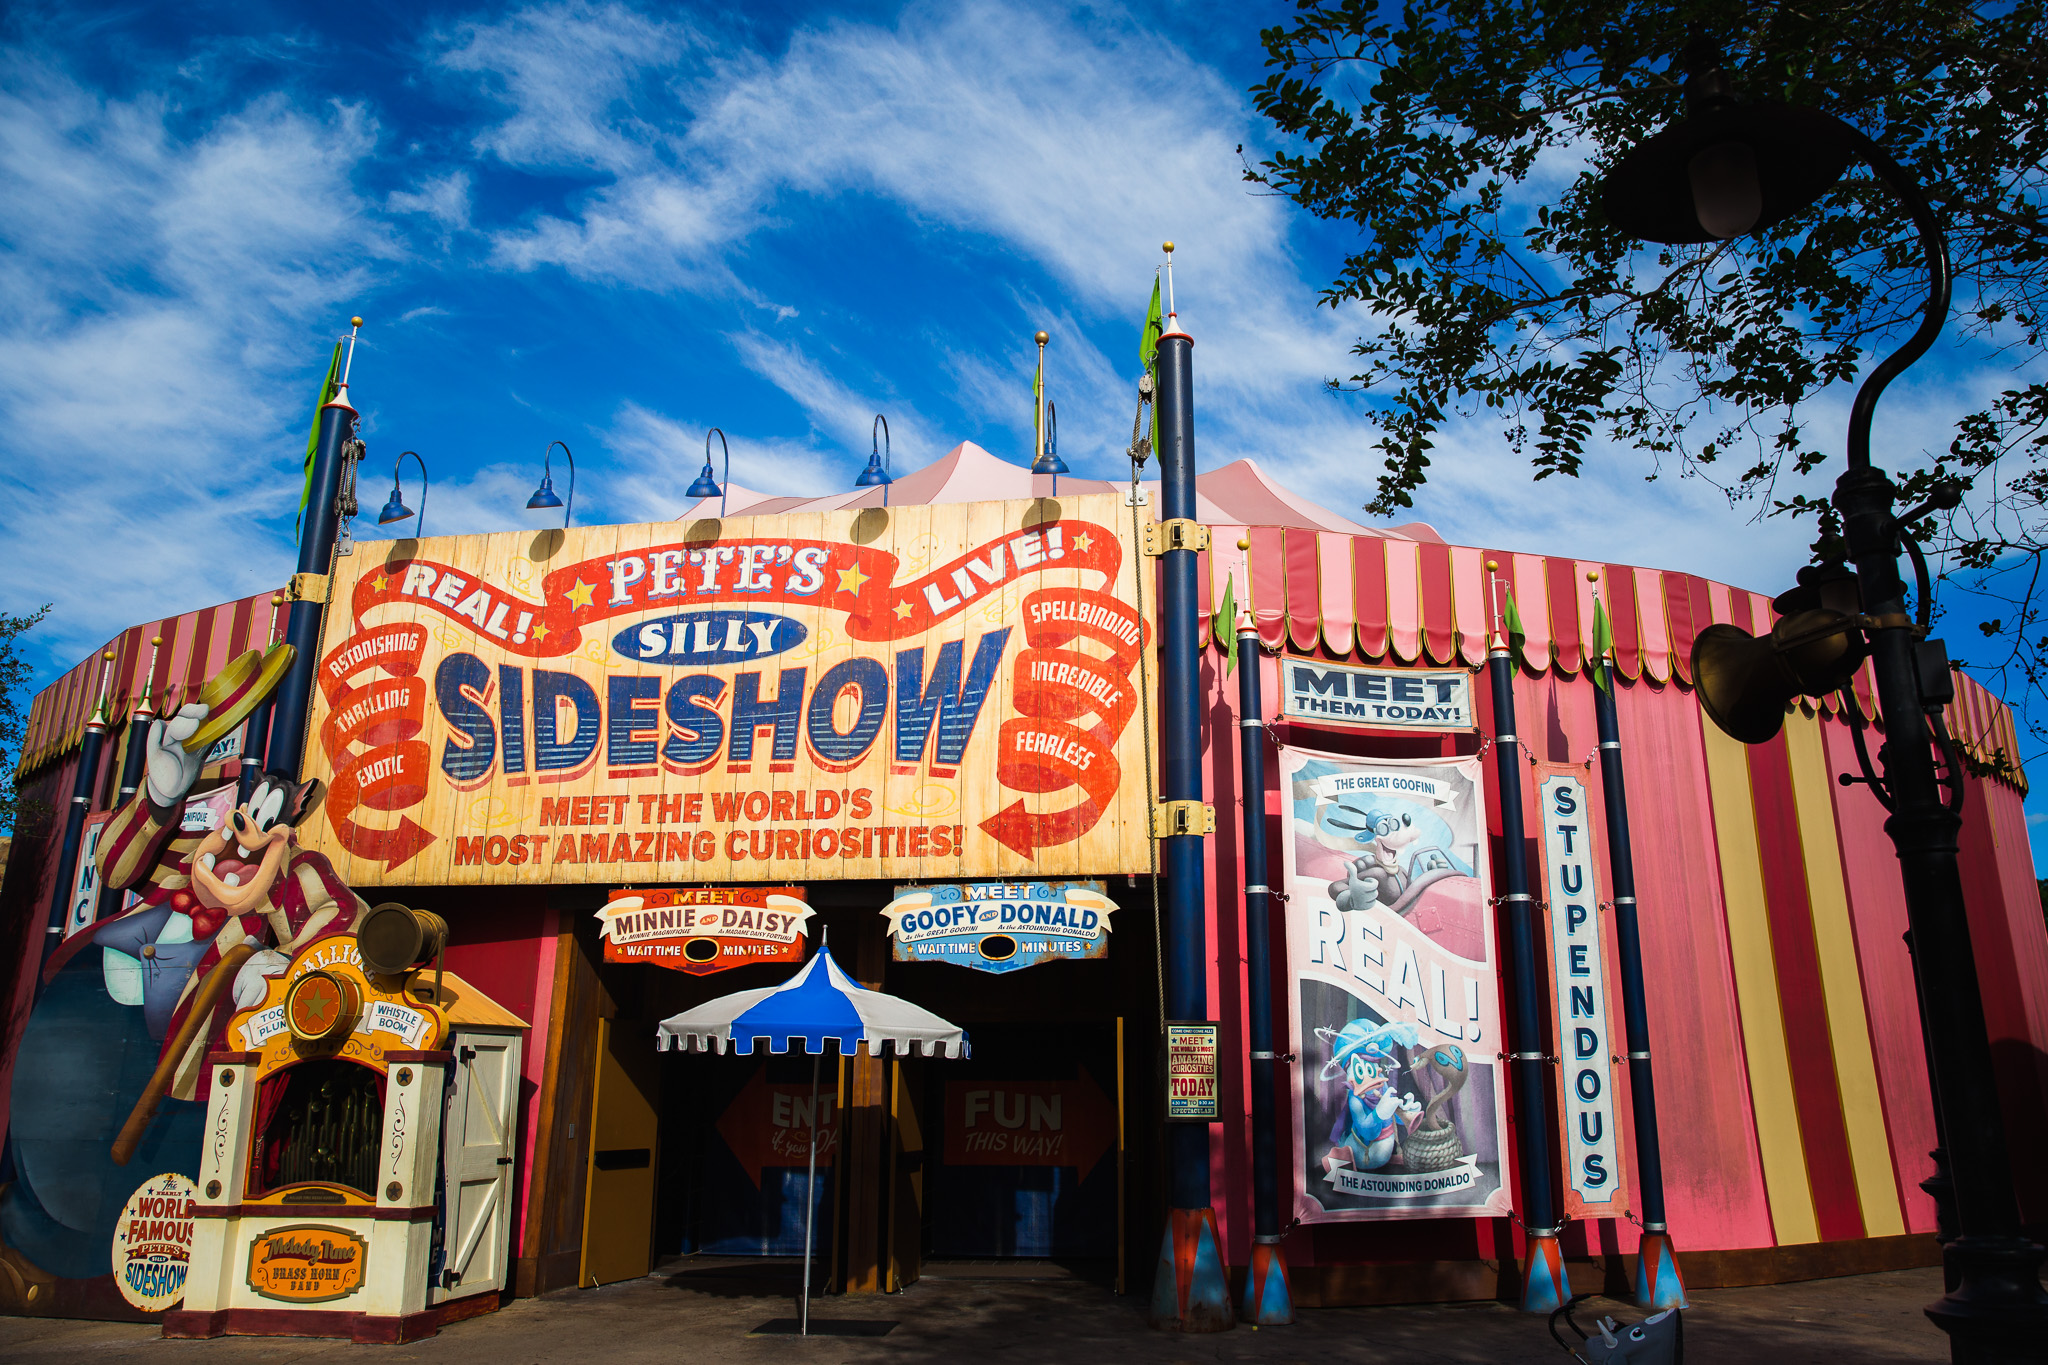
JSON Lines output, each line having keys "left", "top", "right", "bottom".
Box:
{"left": 674, "top": 443, "right": 1428, "bottom": 539}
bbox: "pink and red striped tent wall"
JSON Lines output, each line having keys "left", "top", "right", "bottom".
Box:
{"left": 17, "top": 591, "right": 285, "bottom": 776}
{"left": 1196, "top": 522, "right": 2044, "bottom": 1284}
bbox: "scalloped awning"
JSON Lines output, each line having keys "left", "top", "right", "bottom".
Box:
{"left": 1195, "top": 523, "right": 2025, "bottom": 793}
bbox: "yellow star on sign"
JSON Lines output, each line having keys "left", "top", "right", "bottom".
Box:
{"left": 531, "top": 621, "right": 551, "bottom": 641}
{"left": 369, "top": 572, "right": 392, "bottom": 595}
{"left": 893, "top": 600, "right": 914, "bottom": 620}
{"left": 837, "top": 563, "right": 869, "bottom": 594}
{"left": 1071, "top": 532, "right": 1093, "bottom": 554}
{"left": 564, "top": 578, "right": 597, "bottom": 611}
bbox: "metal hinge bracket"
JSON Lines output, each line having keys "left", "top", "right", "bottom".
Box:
{"left": 286, "top": 573, "right": 330, "bottom": 604}
{"left": 1151, "top": 800, "right": 1215, "bottom": 838}
{"left": 1142, "top": 519, "right": 1210, "bottom": 557}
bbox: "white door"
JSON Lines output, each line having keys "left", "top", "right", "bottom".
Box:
{"left": 432, "top": 1031, "right": 522, "bottom": 1303}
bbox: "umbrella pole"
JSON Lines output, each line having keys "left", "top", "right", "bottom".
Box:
{"left": 801, "top": 1049, "right": 820, "bottom": 1337}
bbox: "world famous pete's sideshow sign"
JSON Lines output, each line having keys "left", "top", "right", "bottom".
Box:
{"left": 298, "top": 496, "right": 1154, "bottom": 886}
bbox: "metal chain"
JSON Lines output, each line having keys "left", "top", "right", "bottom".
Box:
{"left": 334, "top": 438, "right": 365, "bottom": 557}
{"left": 1129, "top": 433, "right": 1165, "bottom": 1034}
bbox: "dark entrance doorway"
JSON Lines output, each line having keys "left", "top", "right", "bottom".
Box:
{"left": 925, "top": 1022, "right": 1119, "bottom": 1259}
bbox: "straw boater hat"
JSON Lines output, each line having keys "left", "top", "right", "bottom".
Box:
{"left": 181, "top": 642, "right": 298, "bottom": 753}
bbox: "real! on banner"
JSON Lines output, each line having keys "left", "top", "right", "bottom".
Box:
{"left": 299, "top": 495, "right": 1155, "bottom": 886}
{"left": 1281, "top": 746, "right": 1514, "bottom": 1223}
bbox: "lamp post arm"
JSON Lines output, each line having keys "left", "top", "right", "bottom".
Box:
{"left": 1833, "top": 121, "right": 1953, "bottom": 473}
{"left": 548, "top": 440, "right": 575, "bottom": 529}
{"left": 398, "top": 450, "right": 427, "bottom": 539}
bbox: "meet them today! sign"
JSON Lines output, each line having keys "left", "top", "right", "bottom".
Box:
{"left": 1280, "top": 657, "right": 1476, "bottom": 732}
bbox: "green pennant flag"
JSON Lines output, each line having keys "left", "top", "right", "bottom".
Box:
{"left": 1503, "top": 588, "right": 1528, "bottom": 657}
{"left": 1215, "top": 573, "right": 1238, "bottom": 676}
{"left": 296, "top": 342, "right": 344, "bottom": 544}
{"left": 1590, "top": 596, "right": 1616, "bottom": 693}
{"left": 1141, "top": 274, "right": 1162, "bottom": 457}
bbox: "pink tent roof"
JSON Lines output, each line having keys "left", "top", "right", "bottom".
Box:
{"left": 676, "top": 442, "right": 1438, "bottom": 541}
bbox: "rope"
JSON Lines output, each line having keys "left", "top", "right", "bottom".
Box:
{"left": 1129, "top": 398, "right": 1165, "bottom": 1033}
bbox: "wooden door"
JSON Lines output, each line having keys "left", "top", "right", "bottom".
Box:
{"left": 578, "top": 1016, "right": 660, "bottom": 1287}
{"left": 433, "top": 1031, "right": 524, "bottom": 1303}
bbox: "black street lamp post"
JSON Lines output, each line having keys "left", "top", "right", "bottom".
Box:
{"left": 1599, "top": 52, "right": 2048, "bottom": 1362}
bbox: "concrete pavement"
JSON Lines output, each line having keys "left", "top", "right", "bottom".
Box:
{"left": 0, "top": 1259, "right": 1954, "bottom": 1363}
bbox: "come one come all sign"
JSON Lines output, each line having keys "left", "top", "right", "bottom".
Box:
{"left": 300, "top": 496, "right": 1156, "bottom": 886}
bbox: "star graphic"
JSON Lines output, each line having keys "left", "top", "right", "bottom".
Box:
{"left": 565, "top": 578, "right": 597, "bottom": 611}
{"left": 837, "top": 564, "right": 869, "bottom": 594}
{"left": 893, "top": 600, "right": 915, "bottom": 620}
{"left": 301, "top": 988, "right": 335, "bottom": 1027}
{"left": 369, "top": 571, "right": 392, "bottom": 595}
{"left": 531, "top": 621, "right": 551, "bottom": 642}
{"left": 1072, "top": 532, "right": 1093, "bottom": 554}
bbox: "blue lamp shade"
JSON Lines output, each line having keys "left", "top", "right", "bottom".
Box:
{"left": 526, "top": 473, "right": 564, "bottom": 510}
{"left": 854, "top": 451, "right": 893, "bottom": 489}
{"left": 686, "top": 462, "right": 723, "bottom": 500}
{"left": 1030, "top": 450, "right": 1069, "bottom": 476}
{"left": 376, "top": 489, "right": 415, "bottom": 525}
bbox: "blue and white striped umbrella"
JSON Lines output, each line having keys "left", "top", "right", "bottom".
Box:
{"left": 655, "top": 947, "right": 969, "bottom": 1058}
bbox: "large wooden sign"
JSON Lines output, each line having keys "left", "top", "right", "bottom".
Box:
{"left": 301, "top": 496, "right": 1154, "bottom": 885}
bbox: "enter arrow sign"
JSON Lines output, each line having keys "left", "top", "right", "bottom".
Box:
{"left": 713, "top": 1064, "right": 838, "bottom": 1188}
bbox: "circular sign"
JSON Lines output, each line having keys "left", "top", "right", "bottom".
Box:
{"left": 286, "top": 970, "right": 360, "bottom": 1042}
{"left": 683, "top": 937, "right": 721, "bottom": 963}
{"left": 111, "top": 1172, "right": 197, "bottom": 1312}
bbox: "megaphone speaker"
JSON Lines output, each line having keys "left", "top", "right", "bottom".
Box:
{"left": 358, "top": 902, "right": 450, "bottom": 977}
{"left": 1693, "top": 608, "right": 1868, "bottom": 745}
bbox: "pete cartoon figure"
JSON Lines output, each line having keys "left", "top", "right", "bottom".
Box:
{"left": 1318, "top": 1018, "right": 1424, "bottom": 1175}
{"left": 94, "top": 674, "right": 367, "bottom": 1118}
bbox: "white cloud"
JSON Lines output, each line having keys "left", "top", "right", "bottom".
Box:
{"left": 0, "top": 55, "right": 393, "bottom": 666}
{"left": 388, "top": 170, "right": 473, "bottom": 228}
{"left": 434, "top": 0, "right": 690, "bottom": 175}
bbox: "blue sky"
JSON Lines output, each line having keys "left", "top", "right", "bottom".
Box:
{"left": 4, "top": 1, "right": 2042, "bottom": 857}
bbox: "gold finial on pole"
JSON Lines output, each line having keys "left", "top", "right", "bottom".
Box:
{"left": 340, "top": 315, "right": 364, "bottom": 386}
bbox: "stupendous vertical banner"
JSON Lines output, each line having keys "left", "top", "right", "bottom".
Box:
{"left": 1281, "top": 746, "right": 1512, "bottom": 1222}
{"left": 299, "top": 496, "right": 1153, "bottom": 885}
{"left": 1532, "top": 763, "right": 1630, "bottom": 1220}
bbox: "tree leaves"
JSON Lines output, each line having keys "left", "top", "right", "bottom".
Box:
{"left": 1249, "top": 0, "right": 2047, "bottom": 518}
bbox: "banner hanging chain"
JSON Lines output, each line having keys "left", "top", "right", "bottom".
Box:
{"left": 1129, "top": 447, "right": 1165, "bottom": 1035}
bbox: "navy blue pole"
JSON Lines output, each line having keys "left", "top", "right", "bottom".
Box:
{"left": 1487, "top": 635, "right": 1570, "bottom": 1311}
{"left": 1147, "top": 308, "right": 1232, "bottom": 1332}
{"left": 95, "top": 688, "right": 154, "bottom": 922}
{"left": 1591, "top": 651, "right": 1686, "bottom": 1308}
{"left": 267, "top": 385, "right": 358, "bottom": 780}
{"left": 41, "top": 659, "right": 112, "bottom": 974}
{"left": 1156, "top": 327, "right": 1208, "bottom": 1207}
{"left": 240, "top": 594, "right": 286, "bottom": 802}
{"left": 1236, "top": 620, "right": 1293, "bottom": 1324}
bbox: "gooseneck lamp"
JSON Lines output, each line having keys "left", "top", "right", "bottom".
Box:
{"left": 526, "top": 440, "right": 574, "bottom": 528}
{"left": 689, "top": 428, "right": 730, "bottom": 516}
{"left": 376, "top": 449, "right": 428, "bottom": 538}
{"left": 855, "top": 414, "right": 892, "bottom": 506}
{"left": 1599, "top": 45, "right": 2048, "bottom": 1360}
{"left": 1032, "top": 399, "right": 1068, "bottom": 481}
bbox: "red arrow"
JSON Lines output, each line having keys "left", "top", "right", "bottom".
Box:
{"left": 335, "top": 814, "right": 437, "bottom": 872}
{"left": 713, "top": 1065, "right": 837, "bottom": 1188}
{"left": 978, "top": 798, "right": 1105, "bottom": 859}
